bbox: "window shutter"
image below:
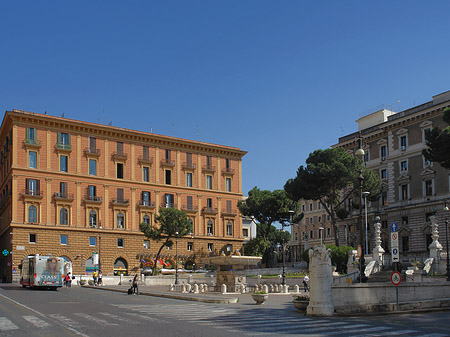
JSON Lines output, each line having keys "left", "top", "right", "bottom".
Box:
{"left": 67, "top": 133, "right": 71, "bottom": 145}
{"left": 57, "top": 132, "right": 61, "bottom": 145}
{"left": 25, "top": 178, "right": 29, "bottom": 191}
{"left": 117, "top": 188, "right": 123, "bottom": 201}
{"left": 36, "top": 180, "right": 40, "bottom": 192}
{"left": 26, "top": 128, "right": 30, "bottom": 140}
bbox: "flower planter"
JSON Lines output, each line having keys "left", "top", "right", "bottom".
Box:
{"left": 251, "top": 294, "right": 268, "bottom": 305}
{"left": 293, "top": 300, "right": 309, "bottom": 310}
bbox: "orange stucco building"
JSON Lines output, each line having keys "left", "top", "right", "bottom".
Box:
{"left": 0, "top": 109, "right": 246, "bottom": 282}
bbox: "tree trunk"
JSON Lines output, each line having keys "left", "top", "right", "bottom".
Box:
{"left": 152, "top": 238, "right": 169, "bottom": 276}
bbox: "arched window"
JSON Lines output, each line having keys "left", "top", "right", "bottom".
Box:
{"left": 89, "top": 210, "right": 97, "bottom": 227}
{"left": 117, "top": 213, "right": 124, "bottom": 229}
{"left": 28, "top": 205, "right": 37, "bottom": 223}
{"left": 226, "top": 221, "right": 232, "bottom": 236}
{"left": 143, "top": 215, "right": 150, "bottom": 224}
{"left": 207, "top": 220, "right": 213, "bottom": 235}
{"left": 60, "top": 208, "right": 68, "bottom": 225}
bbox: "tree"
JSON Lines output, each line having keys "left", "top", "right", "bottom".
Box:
{"left": 326, "top": 244, "right": 354, "bottom": 274}
{"left": 423, "top": 107, "right": 450, "bottom": 169}
{"left": 238, "top": 187, "right": 298, "bottom": 267}
{"left": 139, "top": 207, "right": 192, "bottom": 276}
{"left": 284, "top": 147, "right": 381, "bottom": 246}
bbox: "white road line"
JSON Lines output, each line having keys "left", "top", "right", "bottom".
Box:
{"left": 416, "top": 334, "right": 449, "bottom": 337}
{"left": 73, "top": 313, "right": 119, "bottom": 327}
{"left": 49, "top": 314, "right": 86, "bottom": 330}
{"left": 0, "top": 317, "right": 19, "bottom": 331}
{"left": 23, "top": 315, "right": 51, "bottom": 328}
{"left": 98, "top": 312, "right": 140, "bottom": 324}
{"left": 124, "top": 312, "right": 164, "bottom": 323}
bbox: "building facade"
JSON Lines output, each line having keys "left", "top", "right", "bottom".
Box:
{"left": 0, "top": 110, "right": 246, "bottom": 282}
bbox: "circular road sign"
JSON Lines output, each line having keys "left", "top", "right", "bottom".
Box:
{"left": 356, "top": 245, "right": 362, "bottom": 258}
{"left": 391, "top": 271, "right": 401, "bottom": 286}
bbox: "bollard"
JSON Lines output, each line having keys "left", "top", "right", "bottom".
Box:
{"left": 186, "top": 284, "right": 192, "bottom": 293}
{"left": 294, "top": 284, "right": 300, "bottom": 293}
{"left": 221, "top": 284, "right": 227, "bottom": 294}
{"left": 169, "top": 284, "right": 174, "bottom": 291}
{"left": 193, "top": 284, "right": 199, "bottom": 293}
{"left": 263, "top": 284, "right": 269, "bottom": 294}
{"left": 182, "top": 284, "right": 187, "bottom": 293}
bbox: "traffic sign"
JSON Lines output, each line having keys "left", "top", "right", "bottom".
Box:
{"left": 390, "top": 222, "right": 398, "bottom": 232}
{"left": 391, "top": 271, "right": 401, "bottom": 285}
{"left": 391, "top": 231, "right": 400, "bottom": 262}
{"left": 356, "top": 245, "right": 362, "bottom": 258}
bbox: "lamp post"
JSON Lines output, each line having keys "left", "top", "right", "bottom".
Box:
{"left": 355, "top": 134, "right": 366, "bottom": 283}
{"left": 363, "top": 191, "right": 370, "bottom": 255}
{"left": 289, "top": 210, "right": 294, "bottom": 263}
{"left": 444, "top": 201, "right": 450, "bottom": 281}
{"left": 175, "top": 231, "right": 179, "bottom": 285}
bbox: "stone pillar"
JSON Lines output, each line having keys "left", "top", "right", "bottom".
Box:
{"left": 429, "top": 215, "right": 442, "bottom": 260}
{"left": 372, "top": 218, "right": 385, "bottom": 264}
{"left": 306, "top": 246, "right": 334, "bottom": 316}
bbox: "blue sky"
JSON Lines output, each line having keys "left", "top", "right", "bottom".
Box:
{"left": 1, "top": 1, "right": 450, "bottom": 195}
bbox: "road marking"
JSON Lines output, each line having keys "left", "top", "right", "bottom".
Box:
{"left": 0, "top": 317, "right": 19, "bottom": 331}
{"left": 98, "top": 312, "right": 140, "bottom": 324}
{"left": 73, "top": 313, "right": 119, "bottom": 327}
{"left": 124, "top": 312, "right": 163, "bottom": 323}
{"left": 23, "top": 315, "right": 51, "bottom": 328}
{"left": 49, "top": 314, "right": 86, "bottom": 329}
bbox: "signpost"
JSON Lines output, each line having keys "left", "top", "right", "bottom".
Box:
{"left": 390, "top": 223, "right": 399, "bottom": 264}
{"left": 356, "top": 245, "right": 362, "bottom": 258}
{"left": 391, "top": 271, "right": 401, "bottom": 310}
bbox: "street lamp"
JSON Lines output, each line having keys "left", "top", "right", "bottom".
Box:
{"left": 175, "top": 231, "right": 179, "bottom": 285}
{"left": 363, "top": 191, "right": 370, "bottom": 255}
{"left": 444, "top": 201, "right": 450, "bottom": 281}
{"left": 289, "top": 210, "right": 294, "bottom": 264}
{"left": 355, "top": 134, "right": 366, "bottom": 283}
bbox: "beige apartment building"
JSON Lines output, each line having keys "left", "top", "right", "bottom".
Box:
{"left": 0, "top": 110, "right": 246, "bottom": 282}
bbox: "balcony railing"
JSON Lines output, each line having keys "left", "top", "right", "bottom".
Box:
{"left": 181, "top": 205, "right": 198, "bottom": 212}
{"left": 222, "top": 208, "right": 237, "bottom": 216}
{"left": 54, "top": 192, "right": 74, "bottom": 200}
{"left": 111, "top": 152, "right": 127, "bottom": 161}
{"left": 202, "top": 165, "right": 216, "bottom": 173}
{"left": 138, "top": 155, "right": 153, "bottom": 165}
{"left": 139, "top": 200, "right": 156, "bottom": 208}
{"left": 84, "top": 148, "right": 101, "bottom": 157}
{"left": 85, "top": 195, "right": 102, "bottom": 203}
{"left": 56, "top": 143, "right": 72, "bottom": 151}
{"left": 24, "top": 138, "right": 41, "bottom": 148}
{"left": 182, "top": 162, "right": 196, "bottom": 170}
{"left": 112, "top": 199, "right": 129, "bottom": 205}
{"left": 161, "top": 202, "right": 177, "bottom": 209}
{"left": 202, "top": 207, "right": 218, "bottom": 215}
{"left": 22, "top": 189, "right": 43, "bottom": 198}
{"left": 221, "top": 167, "right": 235, "bottom": 175}
{"left": 160, "top": 159, "right": 175, "bottom": 167}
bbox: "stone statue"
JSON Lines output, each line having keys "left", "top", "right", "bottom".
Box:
{"left": 429, "top": 215, "right": 442, "bottom": 259}
{"left": 306, "top": 245, "right": 334, "bottom": 316}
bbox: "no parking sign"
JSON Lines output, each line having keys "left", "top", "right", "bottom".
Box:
{"left": 391, "top": 223, "right": 399, "bottom": 263}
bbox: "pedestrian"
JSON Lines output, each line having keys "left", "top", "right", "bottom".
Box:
{"left": 303, "top": 274, "right": 310, "bottom": 292}
{"left": 132, "top": 274, "right": 139, "bottom": 295}
{"left": 65, "top": 272, "right": 72, "bottom": 288}
{"left": 93, "top": 270, "right": 98, "bottom": 286}
{"left": 97, "top": 270, "right": 103, "bottom": 286}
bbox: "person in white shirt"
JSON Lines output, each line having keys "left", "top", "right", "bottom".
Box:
{"left": 303, "top": 275, "right": 310, "bottom": 292}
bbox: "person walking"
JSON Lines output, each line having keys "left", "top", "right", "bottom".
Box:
{"left": 93, "top": 270, "right": 98, "bottom": 286}
{"left": 132, "top": 274, "right": 139, "bottom": 295}
{"left": 303, "top": 274, "right": 310, "bottom": 292}
{"left": 97, "top": 270, "right": 103, "bottom": 286}
{"left": 65, "top": 272, "right": 72, "bottom": 288}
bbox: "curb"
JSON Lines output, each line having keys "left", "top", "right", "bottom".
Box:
{"left": 82, "top": 285, "right": 239, "bottom": 304}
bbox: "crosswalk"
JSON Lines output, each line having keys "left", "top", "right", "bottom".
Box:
{"left": 0, "top": 303, "right": 448, "bottom": 336}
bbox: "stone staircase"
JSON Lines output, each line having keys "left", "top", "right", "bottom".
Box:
{"left": 367, "top": 268, "right": 406, "bottom": 283}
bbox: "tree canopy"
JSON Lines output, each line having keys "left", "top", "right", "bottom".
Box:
{"left": 238, "top": 187, "right": 298, "bottom": 267}
{"left": 284, "top": 147, "right": 381, "bottom": 246}
{"left": 139, "top": 207, "right": 192, "bottom": 276}
{"left": 423, "top": 107, "right": 450, "bottom": 169}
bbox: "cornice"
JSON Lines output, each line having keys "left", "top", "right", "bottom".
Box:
{"left": 6, "top": 110, "right": 247, "bottom": 158}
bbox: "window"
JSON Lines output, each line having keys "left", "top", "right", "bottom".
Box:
{"left": 206, "top": 156, "right": 212, "bottom": 168}
{"left": 60, "top": 208, "right": 68, "bottom": 225}
{"left": 142, "top": 191, "right": 150, "bottom": 206}
{"left": 117, "top": 213, "right": 125, "bottom": 229}
{"left": 59, "top": 132, "right": 70, "bottom": 146}
{"left": 27, "top": 179, "right": 39, "bottom": 195}
{"left": 380, "top": 145, "right": 387, "bottom": 160}
{"left": 226, "top": 221, "right": 232, "bottom": 236}
{"left": 165, "top": 170, "right": 172, "bottom": 185}
{"left": 309, "top": 203, "right": 313, "bottom": 211}
{"left": 207, "top": 220, "right": 213, "bottom": 235}
{"left": 207, "top": 198, "right": 213, "bottom": 209}
{"left": 400, "top": 184, "right": 408, "bottom": 201}
{"left": 143, "top": 240, "right": 149, "bottom": 249}
{"left": 117, "top": 142, "right": 123, "bottom": 154}
{"left": 117, "top": 163, "right": 124, "bottom": 179}
{"left": 60, "top": 182, "right": 67, "bottom": 197}
{"left": 28, "top": 205, "right": 37, "bottom": 223}
{"left": 310, "top": 230, "right": 313, "bottom": 239}
{"left": 89, "top": 236, "right": 97, "bottom": 246}
{"left": 381, "top": 191, "right": 387, "bottom": 206}
{"left": 164, "top": 193, "right": 174, "bottom": 208}
{"left": 327, "top": 228, "right": 331, "bottom": 237}
{"left": 60, "top": 235, "right": 68, "bottom": 245}
{"left": 425, "top": 212, "right": 433, "bottom": 222}
{"left": 243, "top": 228, "right": 249, "bottom": 237}
{"left": 225, "top": 158, "right": 230, "bottom": 169}
{"left": 206, "top": 175, "right": 212, "bottom": 189}
{"left": 143, "top": 146, "right": 149, "bottom": 160}
{"left": 425, "top": 179, "right": 433, "bottom": 196}
{"left": 364, "top": 150, "right": 370, "bottom": 162}
{"left": 186, "top": 172, "right": 192, "bottom": 187}
{"left": 423, "top": 155, "right": 431, "bottom": 168}
{"left": 143, "top": 167, "right": 149, "bottom": 182}
{"left": 187, "top": 242, "right": 193, "bottom": 251}
{"left": 186, "top": 195, "right": 193, "bottom": 210}
{"left": 400, "top": 161, "right": 408, "bottom": 172}
{"left": 117, "top": 188, "right": 124, "bottom": 202}
{"left": 29, "top": 151, "right": 37, "bottom": 169}
{"left": 208, "top": 243, "right": 213, "bottom": 252}
{"left": 89, "top": 210, "right": 97, "bottom": 227}
{"left": 318, "top": 202, "right": 322, "bottom": 210}
{"left": 117, "top": 238, "right": 124, "bottom": 247}
{"left": 309, "top": 217, "right": 313, "bottom": 224}
{"left": 226, "top": 244, "right": 232, "bottom": 253}
{"left": 26, "top": 127, "right": 37, "bottom": 142}
{"left": 143, "top": 215, "right": 150, "bottom": 224}
{"left": 401, "top": 236, "right": 409, "bottom": 252}
{"left": 402, "top": 216, "right": 408, "bottom": 225}
{"left": 381, "top": 169, "right": 387, "bottom": 179}
{"left": 226, "top": 178, "right": 231, "bottom": 192}
{"left": 89, "top": 159, "right": 97, "bottom": 176}
{"left": 302, "top": 205, "right": 305, "bottom": 212}
{"left": 29, "top": 233, "right": 36, "bottom": 243}
{"left": 400, "top": 135, "right": 407, "bottom": 150}
{"left": 89, "top": 137, "right": 96, "bottom": 151}
{"left": 88, "top": 185, "right": 96, "bottom": 198}
{"left": 165, "top": 149, "right": 171, "bottom": 161}
{"left": 60, "top": 155, "right": 68, "bottom": 172}
{"left": 318, "top": 216, "right": 322, "bottom": 223}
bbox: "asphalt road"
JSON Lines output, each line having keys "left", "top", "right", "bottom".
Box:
{"left": 0, "top": 284, "right": 449, "bottom": 337}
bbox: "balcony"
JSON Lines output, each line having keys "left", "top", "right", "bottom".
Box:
{"left": 182, "top": 162, "right": 196, "bottom": 170}
{"left": 22, "top": 189, "right": 43, "bottom": 199}
{"left": 84, "top": 148, "right": 101, "bottom": 157}
{"left": 54, "top": 192, "right": 74, "bottom": 201}
{"left": 85, "top": 195, "right": 102, "bottom": 204}
{"left": 222, "top": 208, "right": 237, "bottom": 217}
{"left": 56, "top": 143, "right": 72, "bottom": 152}
{"left": 221, "top": 167, "right": 235, "bottom": 175}
{"left": 138, "top": 155, "right": 153, "bottom": 165}
{"left": 111, "top": 152, "right": 127, "bottom": 161}
{"left": 202, "top": 165, "right": 216, "bottom": 173}
{"left": 160, "top": 159, "right": 175, "bottom": 167}
{"left": 160, "top": 202, "right": 177, "bottom": 209}
{"left": 112, "top": 199, "right": 129, "bottom": 206}
{"left": 24, "top": 138, "right": 41, "bottom": 149}
{"left": 202, "top": 207, "right": 218, "bottom": 215}
{"left": 181, "top": 205, "right": 198, "bottom": 213}
{"left": 138, "top": 200, "right": 156, "bottom": 209}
